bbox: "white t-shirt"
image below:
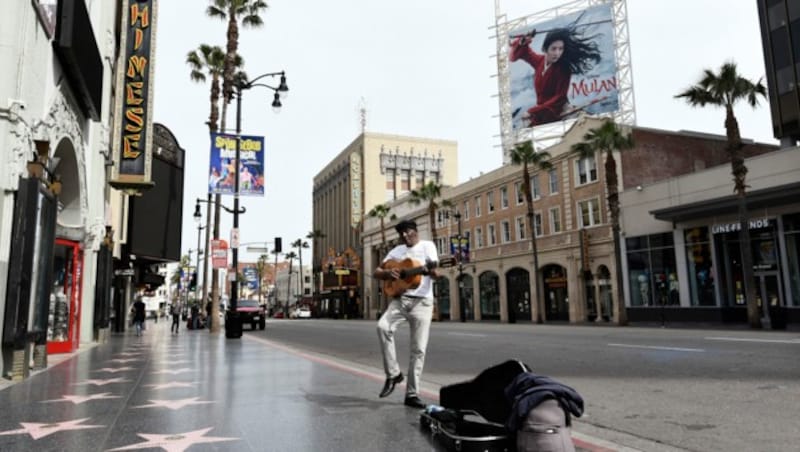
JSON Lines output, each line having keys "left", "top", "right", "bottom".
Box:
{"left": 382, "top": 240, "right": 439, "bottom": 298}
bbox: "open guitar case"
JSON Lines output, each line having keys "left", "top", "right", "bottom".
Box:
{"left": 419, "top": 359, "right": 579, "bottom": 452}
{"left": 419, "top": 359, "right": 529, "bottom": 452}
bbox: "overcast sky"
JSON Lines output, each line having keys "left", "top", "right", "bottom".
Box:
{"left": 153, "top": 0, "right": 774, "bottom": 262}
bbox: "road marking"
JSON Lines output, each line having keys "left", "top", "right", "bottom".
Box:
{"left": 608, "top": 343, "right": 705, "bottom": 353}
{"left": 446, "top": 332, "right": 487, "bottom": 338}
{"left": 705, "top": 336, "right": 800, "bottom": 345}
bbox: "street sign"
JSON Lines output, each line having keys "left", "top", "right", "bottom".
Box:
{"left": 211, "top": 240, "right": 229, "bottom": 269}
{"left": 114, "top": 269, "right": 135, "bottom": 276}
{"left": 230, "top": 228, "right": 239, "bottom": 248}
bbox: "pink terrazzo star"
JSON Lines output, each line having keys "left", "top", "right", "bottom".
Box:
{"left": 144, "top": 382, "right": 198, "bottom": 390}
{"left": 133, "top": 397, "right": 213, "bottom": 410}
{"left": 41, "top": 393, "right": 120, "bottom": 404}
{"left": 150, "top": 368, "right": 192, "bottom": 375}
{"left": 93, "top": 366, "right": 136, "bottom": 373}
{"left": 108, "top": 358, "right": 142, "bottom": 363}
{"left": 74, "top": 377, "right": 131, "bottom": 386}
{"left": 106, "top": 427, "right": 237, "bottom": 451}
{"left": 0, "top": 417, "right": 103, "bottom": 439}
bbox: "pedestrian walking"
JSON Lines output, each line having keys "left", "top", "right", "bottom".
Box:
{"left": 132, "top": 296, "right": 146, "bottom": 336}
{"left": 171, "top": 303, "right": 181, "bottom": 334}
{"left": 191, "top": 303, "right": 200, "bottom": 330}
{"left": 373, "top": 219, "right": 439, "bottom": 409}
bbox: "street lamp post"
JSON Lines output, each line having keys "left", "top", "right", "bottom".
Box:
{"left": 192, "top": 204, "right": 206, "bottom": 304}
{"left": 454, "top": 211, "right": 466, "bottom": 322}
{"left": 195, "top": 197, "right": 242, "bottom": 333}
{"left": 227, "top": 71, "right": 288, "bottom": 339}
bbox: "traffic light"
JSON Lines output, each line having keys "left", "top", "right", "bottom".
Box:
{"left": 274, "top": 237, "right": 282, "bottom": 253}
{"left": 189, "top": 272, "right": 197, "bottom": 291}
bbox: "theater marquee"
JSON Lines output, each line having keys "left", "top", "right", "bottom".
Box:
{"left": 110, "top": 0, "right": 158, "bottom": 191}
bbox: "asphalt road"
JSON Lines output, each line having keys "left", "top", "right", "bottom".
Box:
{"left": 250, "top": 319, "right": 800, "bottom": 452}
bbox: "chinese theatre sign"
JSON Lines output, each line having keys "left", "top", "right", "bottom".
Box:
{"left": 110, "top": 0, "right": 158, "bottom": 191}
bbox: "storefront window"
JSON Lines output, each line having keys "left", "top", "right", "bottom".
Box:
{"left": 626, "top": 233, "right": 676, "bottom": 307}
{"left": 478, "top": 271, "right": 500, "bottom": 320}
{"left": 685, "top": 227, "right": 716, "bottom": 306}
{"left": 784, "top": 213, "right": 800, "bottom": 307}
{"left": 49, "top": 244, "right": 74, "bottom": 342}
{"left": 435, "top": 277, "right": 451, "bottom": 318}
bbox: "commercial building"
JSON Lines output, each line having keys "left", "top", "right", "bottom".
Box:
{"left": 362, "top": 118, "right": 787, "bottom": 327}
{"left": 0, "top": 1, "right": 184, "bottom": 382}
{"left": 311, "top": 132, "right": 458, "bottom": 318}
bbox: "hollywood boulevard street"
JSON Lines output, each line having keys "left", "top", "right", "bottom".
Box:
{"left": 253, "top": 319, "right": 799, "bottom": 452}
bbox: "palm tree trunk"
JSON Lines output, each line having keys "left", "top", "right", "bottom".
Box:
{"left": 604, "top": 151, "right": 627, "bottom": 325}
{"left": 529, "top": 212, "right": 543, "bottom": 323}
{"left": 208, "top": 93, "right": 231, "bottom": 333}
{"left": 726, "top": 107, "right": 762, "bottom": 328}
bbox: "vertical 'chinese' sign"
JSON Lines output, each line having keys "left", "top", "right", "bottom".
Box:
{"left": 110, "top": 0, "right": 158, "bottom": 191}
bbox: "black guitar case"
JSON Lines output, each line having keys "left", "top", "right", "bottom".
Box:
{"left": 419, "top": 359, "right": 530, "bottom": 452}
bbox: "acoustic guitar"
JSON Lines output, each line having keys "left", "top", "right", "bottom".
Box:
{"left": 382, "top": 256, "right": 456, "bottom": 298}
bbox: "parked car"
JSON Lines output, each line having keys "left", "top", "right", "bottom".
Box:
{"left": 272, "top": 311, "right": 285, "bottom": 319}
{"left": 297, "top": 307, "right": 312, "bottom": 319}
{"left": 237, "top": 299, "right": 266, "bottom": 330}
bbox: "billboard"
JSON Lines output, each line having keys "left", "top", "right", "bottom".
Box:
{"left": 208, "top": 133, "right": 265, "bottom": 196}
{"left": 509, "top": 3, "right": 619, "bottom": 130}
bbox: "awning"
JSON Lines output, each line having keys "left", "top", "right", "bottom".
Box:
{"left": 650, "top": 182, "right": 800, "bottom": 223}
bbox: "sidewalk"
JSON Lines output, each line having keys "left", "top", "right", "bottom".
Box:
{"left": 0, "top": 322, "right": 684, "bottom": 451}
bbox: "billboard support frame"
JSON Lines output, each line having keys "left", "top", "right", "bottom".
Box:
{"left": 493, "top": 0, "right": 635, "bottom": 161}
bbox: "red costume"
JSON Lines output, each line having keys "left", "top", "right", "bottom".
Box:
{"left": 510, "top": 37, "right": 571, "bottom": 126}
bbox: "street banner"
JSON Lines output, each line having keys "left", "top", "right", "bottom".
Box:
{"left": 450, "top": 234, "right": 471, "bottom": 263}
{"left": 208, "top": 133, "right": 265, "bottom": 196}
{"left": 508, "top": 3, "right": 618, "bottom": 130}
{"left": 211, "top": 239, "right": 228, "bottom": 269}
{"left": 243, "top": 267, "right": 259, "bottom": 291}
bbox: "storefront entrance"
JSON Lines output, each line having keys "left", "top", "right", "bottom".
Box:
{"left": 542, "top": 265, "right": 569, "bottom": 321}
{"left": 47, "top": 239, "right": 83, "bottom": 354}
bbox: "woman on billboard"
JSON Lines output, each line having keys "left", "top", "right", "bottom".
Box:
{"left": 510, "top": 22, "right": 601, "bottom": 126}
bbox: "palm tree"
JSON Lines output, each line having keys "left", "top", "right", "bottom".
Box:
{"left": 205, "top": 0, "right": 268, "bottom": 105}
{"left": 571, "top": 120, "right": 634, "bottom": 326}
{"left": 283, "top": 251, "right": 298, "bottom": 315}
{"left": 409, "top": 181, "right": 452, "bottom": 244}
{"left": 368, "top": 203, "right": 397, "bottom": 252}
{"left": 186, "top": 44, "right": 226, "bottom": 132}
{"left": 255, "top": 254, "right": 268, "bottom": 306}
{"left": 306, "top": 229, "right": 325, "bottom": 301}
{"left": 291, "top": 239, "right": 309, "bottom": 301}
{"left": 675, "top": 61, "right": 767, "bottom": 328}
{"left": 205, "top": 0, "right": 267, "bottom": 332}
{"left": 186, "top": 44, "right": 244, "bottom": 332}
{"left": 510, "top": 140, "right": 552, "bottom": 323}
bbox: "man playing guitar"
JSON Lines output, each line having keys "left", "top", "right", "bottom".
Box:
{"left": 373, "top": 219, "right": 439, "bottom": 409}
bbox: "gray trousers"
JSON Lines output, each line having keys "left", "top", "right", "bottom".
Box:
{"left": 377, "top": 295, "right": 433, "bottom": 397}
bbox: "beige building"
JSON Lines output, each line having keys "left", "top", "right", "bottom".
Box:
{"left": 312, "top": 132, "right": 458, "bottom": 318}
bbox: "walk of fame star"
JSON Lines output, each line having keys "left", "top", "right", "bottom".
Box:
{"left": 144, "top": 381, "right": 198, "bottom": 390}
{"left": 151, "top": 368, "right": 192, "bottom": 375}
{"left": 74, "top": 377, "right": 130, "bottom": 386}
{"left": 93, "top": 366, "right": 136, "bottom": 373}
{"left": 41, "top": 393, "right": 120, "bottom": 404}
{"left": 0, "top": 417, "right": 103, "bottom": 440}
{"left": 106, "top": 427, "right": 237, "bottom": 451}
{"left": 133, "top": 397, "right": 213, "bottom": 410}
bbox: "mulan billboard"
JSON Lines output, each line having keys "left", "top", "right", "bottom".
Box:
{"left": 508, "top": 3, "right": 619, "bottom": 130}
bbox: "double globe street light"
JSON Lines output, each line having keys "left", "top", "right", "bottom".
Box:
{"left": 226, "top": 71, "right": 288, "bottom": 339}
